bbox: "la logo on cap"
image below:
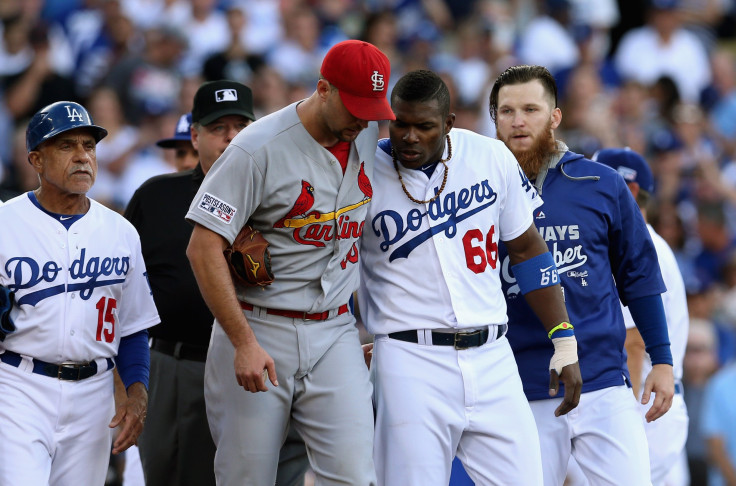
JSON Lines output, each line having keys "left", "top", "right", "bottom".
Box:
{"left": 371, "top": 70, "right": 385, "bottom": 92}
{"left": 215, "top": 89, "right": 238, "bottom": 102}
{"left": 176, "top": 114, "right": 189, "bottom": 132}
{"left": 65, "top": 105, "right": 85, "bottom": 122}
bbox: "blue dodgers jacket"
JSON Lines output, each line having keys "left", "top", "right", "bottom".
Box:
{"left": 499, "top": 148, "right": 666, "bottom": 400}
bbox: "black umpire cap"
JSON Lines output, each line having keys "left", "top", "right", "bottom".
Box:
{"left": 192, "top": 80, "right": 255, "bottom": 126}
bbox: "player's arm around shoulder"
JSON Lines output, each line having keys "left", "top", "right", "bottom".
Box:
{"left": 186, "top": 223, "right": 277, "bottom": 393}
{"left": 504, "top": 223, "right": 582, "bottom": 416}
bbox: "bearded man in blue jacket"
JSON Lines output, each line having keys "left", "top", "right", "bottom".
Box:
{"left": 490, "top": 64, "right": 675, "bottom": 486}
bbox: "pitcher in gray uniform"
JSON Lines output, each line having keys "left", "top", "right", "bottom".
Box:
{"left": 186, "top": 40, "right": 395, "bottom": 485}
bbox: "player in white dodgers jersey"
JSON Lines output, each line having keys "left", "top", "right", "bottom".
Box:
{"left": 186, "top": 40, "right": 395, "bottom": 485}
{"left": 0, "top": 101, "right": 159, "bottom": 485}
{"left": 490, "top": 65, "right": 675, "bottom": 486}
{"left": 595, "top": 148, "right": 690, "bottom": 486}
{"left": 358, "top": 70, "right": 582, "bottom": 486}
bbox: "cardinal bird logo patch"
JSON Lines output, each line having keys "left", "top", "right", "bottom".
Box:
{"left": 274, "top": 180, "right": 317, "bottom": 228}
{"left": 275, "top": 166, "right": 372, "bottom": 251}
{"left": 358, "top": 162, "right": 372, "bottom": 199}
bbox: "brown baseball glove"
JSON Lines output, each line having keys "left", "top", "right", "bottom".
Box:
{"left": 223, "top": 225, "right": 274, "bottom": 287}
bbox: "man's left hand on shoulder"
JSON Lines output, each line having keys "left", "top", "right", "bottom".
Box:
{"left": 110, "top": 381, "right": 148, "bottom": 454}
{"left": 641, "top": 363, "right": 674, "bottom": 422}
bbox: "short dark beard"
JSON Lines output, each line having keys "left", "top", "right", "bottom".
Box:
{"left": 506, "top": 120, "right": 556, "bottom": 180}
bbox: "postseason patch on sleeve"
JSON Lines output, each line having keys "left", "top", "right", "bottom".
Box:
{"left": 198, "top": 192, "right": 237, "bottom": 224}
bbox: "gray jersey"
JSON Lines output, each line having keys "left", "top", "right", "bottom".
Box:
{"left": 186, "top": 102, "right": 377, "bottom": 312}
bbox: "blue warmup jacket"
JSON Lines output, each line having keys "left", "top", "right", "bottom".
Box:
{"left": 500, "top": 149, "right": 666, "bottom": 400}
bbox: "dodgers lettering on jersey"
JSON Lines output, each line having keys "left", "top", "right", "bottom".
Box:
{"left": 7, "top": 249, "right": 131, "bottom": 306}
{"left": 358, "top": 129, "right": 542, "bottom": 335}
{"left": 373, "top": 178, "right": 498, "bottom": 261}
{"left": 499, "top": 150, "right": 666, "bottom": 400}
{"left": 0, "top": 193, "right": 160, "bottom": 363}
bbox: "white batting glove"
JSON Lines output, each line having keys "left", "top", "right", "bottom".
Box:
{"left": 550, "top": 336, "right": 578, "bottom": 375}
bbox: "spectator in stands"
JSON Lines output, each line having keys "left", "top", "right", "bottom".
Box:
{"left": 683, "top": 317, "right": 720, "bottom": 485}
{"left": 614, "top": 0, "right": 711, "bottom": 103}
{"left": 701, "top": 359, "right": 736, "bottom": 486}
{"left": 104, "top": 24, "right": 185, "bottom": 125}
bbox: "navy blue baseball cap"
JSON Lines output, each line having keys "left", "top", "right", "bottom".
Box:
{"left": 593, "top": 147, "right": 655, "bottom": 194}
{"left": 26, "top": 101, "right": 107, "bottom": 152}
{"left": 156, "top": 113, "right": 192, "bottom": 148}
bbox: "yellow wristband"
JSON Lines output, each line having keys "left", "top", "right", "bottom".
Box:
{"left": 547, "top": 322, "right": 574, "bottom": 339}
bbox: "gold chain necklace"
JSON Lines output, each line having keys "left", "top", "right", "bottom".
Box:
{"left": 392, "top": 135, "right": 452, "bottom": 205}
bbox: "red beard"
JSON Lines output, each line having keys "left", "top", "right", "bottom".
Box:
{"left": 500, "top": 119, "right": 557, "bottom": 180}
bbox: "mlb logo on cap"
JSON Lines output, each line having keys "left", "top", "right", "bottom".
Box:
{"left": 216, "top": 89, "right": 238, "bottom": 102}
{"left": 192, "top": 80, "right": 255, "bottom": 126}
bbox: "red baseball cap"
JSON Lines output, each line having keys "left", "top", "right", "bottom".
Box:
{"left": 320, "top": 40, "right": 395, "bottom": 121}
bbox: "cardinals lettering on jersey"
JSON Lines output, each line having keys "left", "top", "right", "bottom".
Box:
{"left": 273, "top": 174, "right": 372, "bottom": 255}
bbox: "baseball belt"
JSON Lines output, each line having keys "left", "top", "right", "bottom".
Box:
{"left": 388, "top": 324, "right": 507, "bottom": 350}
{"left": 0, "top": 350, "right": 114, "bottom": 381}
{"left": 239, "top": 302, "right": 349, "bottom": 321}
{"left": 151, "top": 338, "right": 208, "bottom": 362}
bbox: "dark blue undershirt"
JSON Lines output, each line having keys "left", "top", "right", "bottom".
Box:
{"left": 378, "top": 139, "right": 439, "bottom": 179}
{"left": 116, "top": 329, "right": 151, "bottom": 389}
{"left": 628, "top": 294, "right": 673, "bottom": 365}
{"left": 28, "top": 191, "right": 84, "bottom": 230}
{"left": 417, "top": 161, "right": 439, "bottom": 179}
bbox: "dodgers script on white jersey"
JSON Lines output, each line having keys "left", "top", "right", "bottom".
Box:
{"left": 0, "top": 194, "right": 159, "bottom": 363}
{"left": 359, "top": 129, "right": 542, "bottom": 335}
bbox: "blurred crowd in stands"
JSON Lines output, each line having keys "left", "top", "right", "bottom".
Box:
{"left": 2, "top": 0, "right": 736, "bottom": 484}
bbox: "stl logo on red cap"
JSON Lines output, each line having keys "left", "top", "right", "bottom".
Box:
{"left": 321, "top": 40, "right": 395, "bottom": 121}
{"left": 371, "top": 71, "right": 385, "bottom": 92}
